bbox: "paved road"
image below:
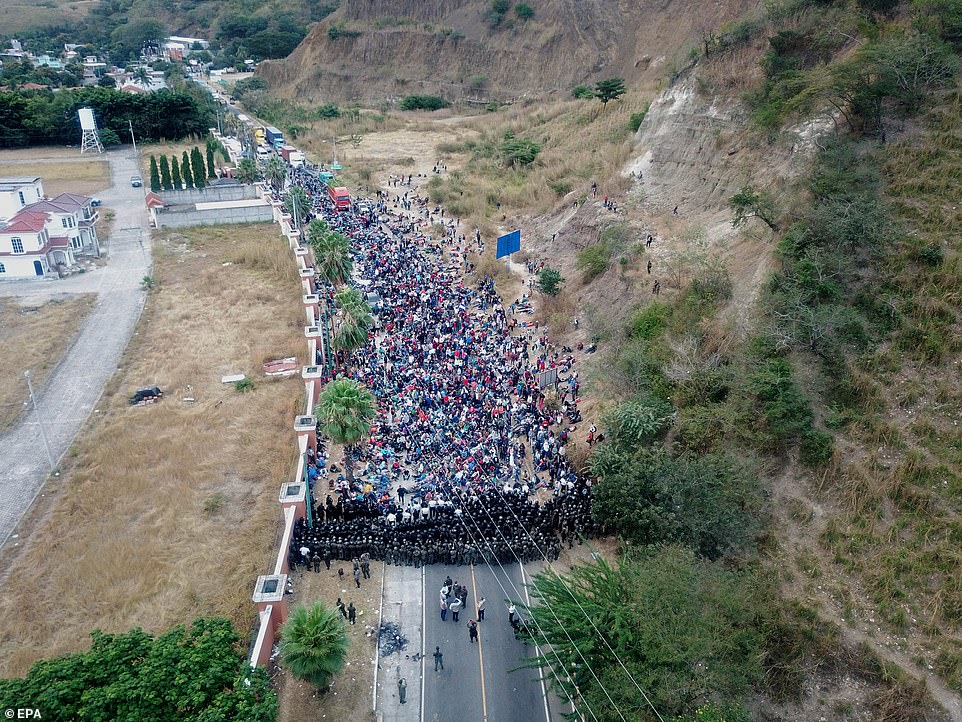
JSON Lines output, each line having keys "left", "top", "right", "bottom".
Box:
{"left": 0, "top": 147, "right": 150, "bottom": 546}
{"left": 422, "top": 563, "right": 552, "bottom": 722}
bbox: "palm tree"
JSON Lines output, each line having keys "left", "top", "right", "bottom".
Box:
{"left": 279, "top": 602, "right": 349, "bottom": 690}
{"left": 264, "top": 155, "right": 287, "bottom": 194}
{"left": 334, "top": 286, "right": 372, "bottom": 327}
{"left": 312, "top": 231, "right": 353, "bottom": 286}
{"left": 316, "top": 378, "right": 375, "bottom": 483}
{"left": 332, "top": 320, "right": 369, "bottom": 357}
{"left": 285, "top": 186, "right": 310, "bottom": 227}
{"left": 236, "top": 158, "right": 258, "bottom": 184}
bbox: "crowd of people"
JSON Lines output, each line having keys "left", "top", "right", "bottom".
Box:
{"left": 286, "top": 162, "right": 600, "bottom": 573}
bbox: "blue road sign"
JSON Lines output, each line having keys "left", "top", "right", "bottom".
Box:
{"left": 496, "top": 229, "right": 521, "bottom": 259}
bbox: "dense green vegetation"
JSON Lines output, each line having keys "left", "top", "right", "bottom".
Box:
{"left": 0, "top": 86, "right": 212, "bottom": 147}
{"left": 0, "top": 618, "right": 277, "bottom": 721}
{"left": 399, "top": 95, "right": 450, "bottom": 111}
{"left": 279, "top": 603, "right": 349, "bottom": 690}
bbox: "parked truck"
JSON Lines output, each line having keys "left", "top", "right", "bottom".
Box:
{"left": 265, "top": 126, "right": 285, "bottom": 148}
{"left": 328, "top": 185, "right": 350, "bottom": 211}
{"left": 280, "top": 145, "right": 305, "bottom": 167}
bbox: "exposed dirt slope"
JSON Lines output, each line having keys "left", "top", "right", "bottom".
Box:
{"left": 260, "top": 0, "right": 760, "bottom": 102}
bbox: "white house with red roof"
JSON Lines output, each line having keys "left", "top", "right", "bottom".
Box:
{"left": 0, "top": 177, "right": 99, "bottom": 279}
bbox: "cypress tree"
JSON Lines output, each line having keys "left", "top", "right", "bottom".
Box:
{"left": 181, "top": 150, "right": 194, "bottom": 189}
{"left": 191, "top": 147, "right": 207, "bottom": 189}
{"left": 149, "top": 155, "right": 161, "bottom": 192}
{"left": 171, "top": 155, "right": 182, "bottom": 189}
{"left": 159, "top": 155, "right": 173, "bottom": 191}
{"left": 206, "top": 146, "right": 216, "bottom": 179}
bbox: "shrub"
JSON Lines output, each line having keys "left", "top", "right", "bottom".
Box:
{"left": 547, "top": 178, "right": 572, "bottom": 196}
{"left": 500, "top": 136, "right": 541, "bottom": 166}
{"left": 235, "top": 378, "right": 255, "bottom": 392}
{"left": 577, "top": 243, "right": 612, "bottom": 280}
{"left": 399, "top": 94, "right": 449, "bottom": 111}
{"left": 515, "top": 2, "right": 534, "bottom": 19}
{"left": 629, "top": 106, "right": 649, "bottom": 132}
{"left": 572, "top": 84, "right": 595, "bottom": 99}
{"left": 800, "top": 427, "right": 835, "bottom": 466}
{"left": 749, "top": 357, "right": 813, "bottom": 442}
{"left": 603, "top": 396, "right": 675, "bottom": 447}
{"left": 627, "top": 302, "right": 670, "bottom": 340}
{"left": 315, "top": 102, "right": 341, "bottom": 118}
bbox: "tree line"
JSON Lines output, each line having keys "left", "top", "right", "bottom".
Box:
{"left": 149, "top": 142, "right": 220, "bottom": 192}
{"left": 0, "top": 86, "right": 213, "bottom": 148}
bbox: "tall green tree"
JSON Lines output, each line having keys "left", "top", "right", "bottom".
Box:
{"left": 537, "top": 267, "right": 564, "bottom": 296}
{"left": 206, "top": 145, "right": 217, "bottom": 178}
{"left": 181, "top": 149, "right": 194, "bottom": 188}
{"left": 0, "top": 618, "right": 277, "bottom": 721}
{"left": 171, "top": 155, "right": 182, "bottom": 189}
{"left": 159, "top": 154, "right": 173, "bottom": 191}
{"left": 594, "top": 77, "right": 627, "bottom": 107}
{"left": 279, "top": 603, "right": 349, "bottom": 690}
{"left": 148, "top": 155, "right": 161, "bottom": 192}
{"left": 316, "top": 378, "right": 375, "bottom": 482}
{"left": 522, "top": 549, "right": 764, "bottom": 720}
{"left": 729, "top": 185, "right": 780, "bottom": 232}
{"left": 191, "top": 147, "right": 207, "bottom": 189}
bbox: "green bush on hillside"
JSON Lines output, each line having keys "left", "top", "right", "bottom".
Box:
{"left": 399, "top": 95, "right": 450, "bottom": 111}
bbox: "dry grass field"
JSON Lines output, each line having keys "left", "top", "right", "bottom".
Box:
{"left": 0, "top": 223, "right": 305, "bottom": 677}
{"left": 0, "top": 294, "right": 96, "bottom": 430}
{"left": 277, "top": 564, "right": 383, "bottom": 722}
{"left": 0, "top": 158, "right": 111, "bottom": 197}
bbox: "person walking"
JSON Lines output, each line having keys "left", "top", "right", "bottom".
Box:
{"left": 433, "top": 646, "right": 444, "bottom": 671}
{"left": 477, "top": 597, "right": 486, "bottom": 621}
{"left": 647, "top": 258, "right": 652, "bottom": 275}
{"left": 354, "top": 566, "right": 361, "bottom": 589}
{"left": 347, "top": 602, "right": 356, "bottom": 625}
{"left": 468, "top": 620, "right": 478, "bottom": 643}
{"left": 398, "top": 677, "right": 407, "bottom": 704}
{"left": 336, "top": 598, "right": 347, "bottom": 619}
{"left": 508, "top": 603, "right": 517, "bottom": 625}
{"left": 312, "top": 553, "right": 321, "bottom": 573}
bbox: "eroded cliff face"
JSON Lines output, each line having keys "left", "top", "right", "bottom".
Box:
{"left": 259, "top": 0, "right": 759, "bottom": 102}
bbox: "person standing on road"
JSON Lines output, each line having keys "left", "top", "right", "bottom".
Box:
{"left": 477, "top": 597, "right": 486, "bottom": 621}
{"left": 450, "top": 595, "right": 462, "bottom": 623}
{"left": 347, "top": 602, "right": 356, "bottom": 625}
{"left": 434, "top": 646, "right": 444, "bottom": 671}
{"left": 354, "top": 566, "right": 361, "bottom": 588}
{"left": 440, "top": 597, "right": 448, "bottom": 621}
{"left": 508, "top": 602, "right": 517, "bottom": 625}
{"left": 468, "top": 620, "right": 478, "bottom": 643}
{"left": 398, "top": 677, "right": 407, "bottom": 704}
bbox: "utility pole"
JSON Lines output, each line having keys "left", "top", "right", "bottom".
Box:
{"left": 128, "top": 119, "right": 137, "bottom": 156}
{"left": 24, "top": 370, "right": 55, "bottom": 473}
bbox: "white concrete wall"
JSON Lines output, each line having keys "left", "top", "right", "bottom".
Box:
{"left": 0, "top": 254, "right": 48, "bottom": 279}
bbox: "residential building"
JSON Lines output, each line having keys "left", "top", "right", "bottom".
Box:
{"left": 0, "top": 179, "right": 99, "bottom": 279}
{"left": 0, "top": 177, "right": 44, "bottom": 221}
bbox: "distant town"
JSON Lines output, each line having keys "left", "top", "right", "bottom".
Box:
{"left": 0, "top": 33, "right": 254, "bottom": 94}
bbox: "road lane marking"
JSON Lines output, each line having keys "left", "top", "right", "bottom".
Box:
{"left": 420, "top": 565, "right": 426, "bottom": 722}
{"left": 520, "top": 563, "right": 552, "bottom": 722}
{"left": 470, "top": 562, "right": 490, "bottom": 722}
